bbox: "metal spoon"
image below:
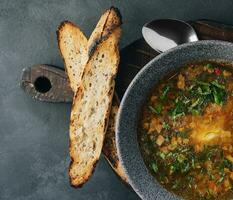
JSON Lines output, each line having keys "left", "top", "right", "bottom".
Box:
{"left": 142, "top": 19, "right": 198, "bottom": 52}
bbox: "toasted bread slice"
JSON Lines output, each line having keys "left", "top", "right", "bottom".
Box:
{"left": 87, "top": 7, "right": 122, "bottom": 57}
{"left": 102, "top": 98, "right": 128, "bottom": 183}
{"left": 57, "top": 7, "right": 126, "bottom": 186}
{"left": 57, "top": 21, "right": 88, "bottom": 92}
{"left": 69, "top": 27, "right": 121, "bottom": 187}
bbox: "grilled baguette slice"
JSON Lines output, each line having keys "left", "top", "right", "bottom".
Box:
{"left": 103, "top": 98, "right": 128, "bottom": 183}
{"left": 57, "top": 21, "right": 88, "bottom": 92}
{"left": 57, "top": 7, "right": 125, "bottom": 186}
{"left": 69, "top": 27, "right": 121, "bottom": 187}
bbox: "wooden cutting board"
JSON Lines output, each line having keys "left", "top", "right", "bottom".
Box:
{"left": 21, "top": 20, "right": 233, "bottom": 103}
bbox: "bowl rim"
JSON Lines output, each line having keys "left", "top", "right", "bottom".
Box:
{"left": 116, "top": 40, "right": 233, "bottom": 200}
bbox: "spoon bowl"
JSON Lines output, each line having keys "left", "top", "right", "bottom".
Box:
{"left": 142, "top": 19, "right": 198, "bottom": 52}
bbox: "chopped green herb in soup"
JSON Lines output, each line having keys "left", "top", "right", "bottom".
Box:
{"left": 138, "top": 62, "right": 233, "bottom": 200}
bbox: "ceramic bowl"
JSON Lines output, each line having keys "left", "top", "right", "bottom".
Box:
{"left": 116, "top": 40, "right": 233, "bottom": 200}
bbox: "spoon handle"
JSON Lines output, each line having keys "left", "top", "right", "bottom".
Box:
{"left": 21, "top": 64, "right": 73, "bottom": 103}
{"left": 190, "top": 19, "right": 233, "bottom": 42}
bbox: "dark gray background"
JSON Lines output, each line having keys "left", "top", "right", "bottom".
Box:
{"left": 1, "top": 0, "right": 233, "bottom": 200}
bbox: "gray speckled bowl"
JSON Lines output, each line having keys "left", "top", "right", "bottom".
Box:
{"left": 116, "top": 40, "right": 233, "bottom": 200}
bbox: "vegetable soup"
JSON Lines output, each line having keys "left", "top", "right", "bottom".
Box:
{"left": 138, "top": 62, "right": 233, "bottom": 200}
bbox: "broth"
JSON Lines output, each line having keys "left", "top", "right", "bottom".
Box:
{"left": 138, "top": 61, "right": 233, "bottom": 200}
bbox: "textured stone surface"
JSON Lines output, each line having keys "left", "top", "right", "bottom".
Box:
{"left": 1, "top": 1, "right": 233, "bottom": 200}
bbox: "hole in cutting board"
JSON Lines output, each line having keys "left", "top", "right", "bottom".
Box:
{"left": 34, "top": 76, "right": 52, "bottom": 93}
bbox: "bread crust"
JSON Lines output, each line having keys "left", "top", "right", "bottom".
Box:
{"left": 87, "top": 7, "right": 122, "bottom": 57}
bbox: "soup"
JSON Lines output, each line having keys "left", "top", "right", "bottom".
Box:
{"left": 138, "top": 62, "right": 233, "bottom": 200}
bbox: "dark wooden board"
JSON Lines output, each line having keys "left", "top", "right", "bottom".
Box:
{"left": 21, "top": 64, "right": 73, "bottom": 102}
{"left": 116, "top": 38, "right": 158, "bottom": 98}
{"left": 22, "top": 20, "right": 233, "bottom": 102}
